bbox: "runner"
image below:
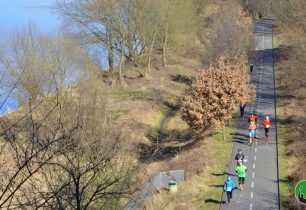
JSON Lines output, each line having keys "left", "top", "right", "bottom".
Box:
{"left": 248, "top": 113, "right": 258, "bottom": 138}
{"left": 235, "top": 149, "right": 245, "bottom": 165}
{"left": 248, "top": 113, "right": 257, "bottom": 124}
{"left": 235, "top": 161, "right": 247, "bottom": 191}
{"left": 239, "top": 103, "right": 246, "bottom": 117}
{"left": 262, "top": 116, "right": 272, "bottom": 143}
{"left": 250, "top": 64, "right": 254, "bottom": 73}
{"left": 223, "top": 176, "right": 236, "bottom": 206}
{"left": 248, "top": 121, "right": 257, "bottom": 146}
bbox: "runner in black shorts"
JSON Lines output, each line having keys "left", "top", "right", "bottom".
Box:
{"left": 238, "top": 176, "right": 245, "bottom": 185}
{"left": 235, "top": 161, "right": 247, "bottom": 191}
{"left": 235, "top": 149, "right": 245, "bottom": 165}
{"left": 264, "top": 127, "right": 269, "bottom": 135}
{"left": 223, "top": 176, "right": 236, "bottom": 206}
{"left": 262, "top": 116, "right": 272, "bottom": 142}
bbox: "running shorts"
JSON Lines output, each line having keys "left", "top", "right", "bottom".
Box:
{"left": 226, "top": 190, "right": 233, "bottom": 199}
{"left": 249, "top": 130, "right": 256, "bottom": 138}
{"left": 238, "top": 177, "right": 245, "bottom": 185}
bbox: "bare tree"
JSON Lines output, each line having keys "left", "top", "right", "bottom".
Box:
{"left": 0, "top": 24, "right": 135, "bottom": 209}
{"left": 19, "top": 88, "right": 136, "bottom": 209}
{"left": 0, "top": 80, "right": 136, "bottom": 209}
{"left": 55, "top": 0, "right": 200, "bottom": 78}
{"left": 0, "top": 24, "right": 88, "bottom": 102}
{"left": 55, "top": 0, "right": 149, "bottom": 79}
{"left": 205, "top": 6, "right": 252, "bottom": 64}
{"left": 240, "top": 0, "right": 273, "bottom": 18}
{"left": 0, "top": 92, "right": 72, "bottom": 208}
{"left": 150, "top": 0, "right": 198, "bottom": 68}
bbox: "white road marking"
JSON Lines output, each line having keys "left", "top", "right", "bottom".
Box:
{"left": 237, "top": 193, "right": 242, "bottom": 203}
{"left": 253, "top": 164, "right": 256, "bottom": 169}
{"left": 251, "top": 182, "right": 254, "bottom": 188}
{"left": 252, "top": 172, "right": 255, "bottom": 178}
{"left": 250, "top": 203, "right": 253, "bottom": 210}
{"left": 255, "top": 148, "right": 257, "bottom": 153}
{"left": 251, "top": 192, "right": 254, "bottom": 199}
{"left": 254, "top": 156, "right": 256, "bottom": 161}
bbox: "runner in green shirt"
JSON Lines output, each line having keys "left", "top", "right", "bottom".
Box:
{"left": 235, "top": 161, "right": 247, "bottom": 191}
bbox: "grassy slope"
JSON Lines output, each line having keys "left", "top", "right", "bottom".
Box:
{"left": 195, "top": 121, "right": 235, "bottom": 210}
{"left": 276, "top": 115, "right": 292, "bottom": 209}
{"left": 142, "top": 117, "right": 236, "bottom": 210}
{"left": 273, "top": 30, "right": 291, "bottom": 208}
{"left": 107, "top": 3, "right": 250, "bottom": 209}
{"left": 104, "top": 61, "right": 236, "bottom": 209}
{"left": 273, "top": 29, "right": 295, "bottom": 209}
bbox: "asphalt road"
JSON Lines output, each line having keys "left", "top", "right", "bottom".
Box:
{"left": 220, "top": 18, "right": 280, "bottom": 210}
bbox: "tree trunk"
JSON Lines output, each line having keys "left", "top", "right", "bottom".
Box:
{"left": 147, "top": 26, "right": 157, "bottom": 74}
{"left": 107, "top": 31, "right": 114, "bottom": 74}
{"left": 118, "top": 42, "right": 124, "bottom": 84}
{"left": 75, "top": 178, "right": 81, "bottom": 210}
{"left": 222, "top": 125, "right": 226, "bottom": 141}
{"left": 162, "top": 43, "right": 167, "bottom": 68}
{"left": 162, "top": 21, "right": 169, "bottom": 68}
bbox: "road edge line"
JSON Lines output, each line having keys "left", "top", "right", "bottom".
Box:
{"left": 272, "top": 17, "right": 281, "bottom": 210}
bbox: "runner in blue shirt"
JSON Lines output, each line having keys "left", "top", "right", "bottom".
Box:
{"left": 223, "top": 176, "right": 236, "bottom": 206}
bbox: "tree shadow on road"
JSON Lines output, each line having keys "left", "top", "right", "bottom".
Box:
{"left": 231, "top": 132, "right": 249, "bottom": 138}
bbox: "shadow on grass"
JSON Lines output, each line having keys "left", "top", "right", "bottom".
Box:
{"left": 170, "top": 74, "right": 193, "bottom": 86}
{"left": 204, "top": 199, "right": 225, "bottom": 204}
{"left": 211, "top": 172, "right": 235, "bottom": 177}
{"left": 163, "top": 100, "right": 180, "bottom": 111}
{"left": 136, "top": 90, "right": 207, "bottom": 162}
{"left": 209, "top": 184, "right": 224, "bottom": 188}
{"left": 137, "top": 128, "right": 202, "bottom": 162}
{"left": 279, "top": 175, "right": 294, "bottom": 184}
{"left": 273, "top": 45, "right": 294, "bottom": 63}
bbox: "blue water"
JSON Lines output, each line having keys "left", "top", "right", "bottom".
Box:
{"left": 0, "top": 0, "right": 59, "bottom": 36}
{"left": 0, "top": 1, "right": 59, "bottom": 114}
{"left": 0, "top": 1, "right": 109, "bottom": 114}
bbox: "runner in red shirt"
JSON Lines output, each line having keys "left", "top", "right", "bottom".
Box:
{"left": 248, "top": 113, "right": 258, "bottom": 139}
{"left": 262, "top": 116, "right": 272, "bottom": 143}
{"left": 248, "top": 113, "right": 257, "bottom": 124}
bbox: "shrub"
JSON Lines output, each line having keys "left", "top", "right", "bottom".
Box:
{"left": 181, "top": 57, "right": 255, "bottom": 132}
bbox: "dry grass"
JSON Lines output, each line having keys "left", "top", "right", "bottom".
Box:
{"left": 142, "top": 118, "right": 236, "bottom": 210}
{"left": 94, "top": 51, "right": 238, "bottom": 209}
{"left": 274, "top": 24, "right": 306, "bottom": 209}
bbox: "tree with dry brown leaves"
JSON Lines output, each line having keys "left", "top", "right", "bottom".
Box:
{"left": 181, "top": 56, "right": 255, "bottom": 132}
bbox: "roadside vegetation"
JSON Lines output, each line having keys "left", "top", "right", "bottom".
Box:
{"left": 0, "top": 0, "right": 257, "bottom": 209}
{"left": 241, "top": 0, "right": 306, "bottom": 209}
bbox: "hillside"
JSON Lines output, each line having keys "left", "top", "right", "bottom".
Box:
{"left": 0, "top": 1, "right": 256, "bottom": 209}
{"left": 274, "top": 21, "right": 306, "bottom": 209}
